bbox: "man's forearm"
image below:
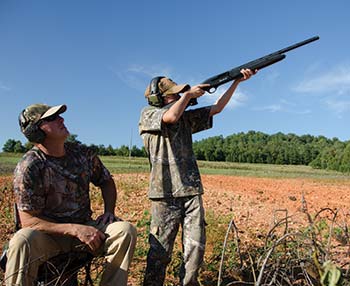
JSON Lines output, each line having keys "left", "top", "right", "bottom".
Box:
{"left": 210, "top": 69, "right": 256, "bottom": 116}
{"left": 101, "top": 179, "right": 117, "bottom": 214}
{"left": 19, "top": 210, "right": 80, "bottom": 237}
{"left": 162, "top": 93, "right": 191, "bottom": 124}
{"left": 210, "top": 80, "right": 240, "bottom": 116}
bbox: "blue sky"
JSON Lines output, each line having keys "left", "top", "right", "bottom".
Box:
{"left": 1, "top": 1, "right": 349, "bottom": 150}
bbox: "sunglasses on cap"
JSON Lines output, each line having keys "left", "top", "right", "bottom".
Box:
{"left": 41, "top": 114, "right": 60, "bottom": 122}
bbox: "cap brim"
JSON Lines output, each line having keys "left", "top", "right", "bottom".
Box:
{"left": 40, "top": 104, "right": 67, "bottom": 119}
{"left": 164, "top": 84, "right": 190, "bottom": 95}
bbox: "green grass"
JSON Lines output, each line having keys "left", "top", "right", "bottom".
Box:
{"left": 99, "top": 155, "right": 150, "bottom": 173}
{"left": 197, "top": 160, "right": 350, "bottom": 179}
{"left": 0, "top": 152, "right": 22, "bottom": 175}
{"left": 1, "top": 152, "right": 350, "bottom": 180}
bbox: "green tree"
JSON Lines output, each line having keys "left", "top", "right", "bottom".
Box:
{"left": 130, "top": 145, "right": 147, "bottom": 157}
{"left": 115, "top": 145, "right": 130, "bottom": 157}
{"left": 97, "top": 144, "right": 108, "bottom": 156}
{"left": 24, "top": 141, "right": 34, "bottom": 151}
{"left": 340, "top": 142, "right": 350, "bottom": 172}
{"left": 14, "top": 141, "right": 26, "bottom": 153}
{"left": 3, "top": 139, "right": 17, "bottom": 152}
{"left": 88, "top": 144, "right": 99, "bottom": 154}
{"left": 3, "top": 139, "right": 25, "bottom": 153}
{"left": 65, "top": 134, "right": 81, "bottom": 144}
{"left": 105, "top": 145, "right": 116, "bottom": 156}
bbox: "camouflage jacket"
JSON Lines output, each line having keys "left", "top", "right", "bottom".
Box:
{"left": 139, "top": 103, "right": 213, "bottom": 198}
{"left": 13, "top": 142, "right": 112, "bottom": 223}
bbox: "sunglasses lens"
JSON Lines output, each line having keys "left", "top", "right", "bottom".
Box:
{"left": 45, "top": 114, "right": 59, "bottom": 122}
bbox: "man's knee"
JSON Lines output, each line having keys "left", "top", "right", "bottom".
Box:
{"left": 7, "top": 228, "right": 66, "bottom": 263}
{"left": 107, "top": 221, "right": 137, "bottom": 244}
{"left": 8, "top": 228, "right": 42, "bottom": 251}
{"left": 120, "top": 221, "right": 137, "bottom": 242}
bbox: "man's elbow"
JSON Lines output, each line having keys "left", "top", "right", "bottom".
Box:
{"left": 19, "top": 210, "right": 41, "bottom": 229}
{"left": 162, "top": 114, "right": 178, "bottom": 124}
{"left": 210, "top": 105, "right": 222, "bottom": 116}
{"left": 102, "top": 178, "right": 117, "bottom": 190}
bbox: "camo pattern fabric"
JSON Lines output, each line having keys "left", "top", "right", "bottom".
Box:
{"left": 13, "top": 142, "right": 112, "bottom": 223}
{"left": 143, "top": 195, "right": 206, "bottom": 286}
{"left": 139, "top": 104, "right": 213, "bottom": 199}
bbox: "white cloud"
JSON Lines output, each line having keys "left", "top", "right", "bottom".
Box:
{"left": 294, "top": 64, "right": 350, "bottom": 115}
{"left": 0, "top": 82, "right": 11, "bottom": 91}
{"left": 323, "top": 98, "right": 350, "bottom": 115}
{"left": 201, "top": 86, "right": 248, "bottom": 109}
{"left": 263, "top": 69, "right": 280, "bottom": 83}
{"left": 294, "top": 65, "right": 350, "bottom": 94}
{"left": 112, "top": 65, "right": 252, "bottom": 110}
{"left": 253, "top": 101, "right": 311, "bottom": 114}
{"left": 126, "top": 64, "right": 172, "bottom": 78}
{"left": 109, "top": 64, "right": 173, "bottom": 91}
{"left": 255, "top": 104, "right": 282, "bottom": 112}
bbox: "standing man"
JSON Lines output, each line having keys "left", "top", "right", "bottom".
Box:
{"left": 139, "top": 69, "right": 256, "bottom": 286}
{"left": 5, "top": 103, "right": 137, "bottom": 285}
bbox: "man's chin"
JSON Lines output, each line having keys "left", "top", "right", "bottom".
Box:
{"left": 63, "top": 130, "right": 70, "bottom": 140}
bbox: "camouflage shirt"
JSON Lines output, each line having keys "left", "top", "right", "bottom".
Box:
{"left": 139, "top": 103, "right": 213, "bottom": 198}
{"left": 13, "top": 142, "right": 112, "bottom": 223}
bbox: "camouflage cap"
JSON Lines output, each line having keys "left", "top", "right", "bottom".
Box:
{"left": 22, "top": 104, "right": 67, "bottom": 125}
{"left": 144, "top": 77, "right": 190, "bottom": 98}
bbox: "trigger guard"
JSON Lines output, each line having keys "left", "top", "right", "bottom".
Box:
{"left": 208, "top": 87, "right": 217, "bottom": 94}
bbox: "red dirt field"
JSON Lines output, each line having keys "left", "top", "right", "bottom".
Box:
{"left": 1, "top": 173, "right": 350, "bottom": 284}
{"left": 2, "top": 173, "right": 349, "bottom": 234}
{"left": 111, "top": 173, "right": 350, "bottom": 232}
{"left": 201, "top": 174, "right": 350, "bottom": 228}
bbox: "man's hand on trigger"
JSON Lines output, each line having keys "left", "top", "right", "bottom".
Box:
{"left": 239, "top": 68, "right": 258, "bottom": 82}
{"left": 186, "top": 84, "right": 210, "bottom": 99}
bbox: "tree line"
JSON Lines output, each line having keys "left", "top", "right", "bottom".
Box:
{"left": 2, "top": 131, "right": 350, "bottom": 173}
{"left": 2, "top": 134, "right": 147, "bottom": 158}
{"left": 192, "top": 131, "right": 350, "bottom": 173}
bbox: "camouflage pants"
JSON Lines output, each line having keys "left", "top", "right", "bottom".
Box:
{"left": 143, "top": 195, "right": 206, "bottom": 286}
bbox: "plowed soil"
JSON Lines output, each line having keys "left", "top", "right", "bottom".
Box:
{"left": 3, "top": 173, "right": 349, "bottom": 234}
{"left": 111, "top": 173, "right": 350, "bottom": 230}
{"left": 1, "top": 173, "right": 350, "bottom": 284}
{"left": 2, "top": 173, "right": 350, "bottom": 240}
{"left": 201, "top": 175, "right": 350, "bottom": 228}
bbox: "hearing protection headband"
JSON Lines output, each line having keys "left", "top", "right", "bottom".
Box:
{"left": 148, "top": 76, "right": 165, "bottom": 107}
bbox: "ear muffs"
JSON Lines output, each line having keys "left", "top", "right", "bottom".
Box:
{"left": 148, "top": 76, "right": 165, "bottom": 107}
{"left": 19, "top": 110, "right": 46, "bottom": 143}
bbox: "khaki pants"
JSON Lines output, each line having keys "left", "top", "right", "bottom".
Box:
{"left": 5, "top": 220, "right": 137, "bottom": 286}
